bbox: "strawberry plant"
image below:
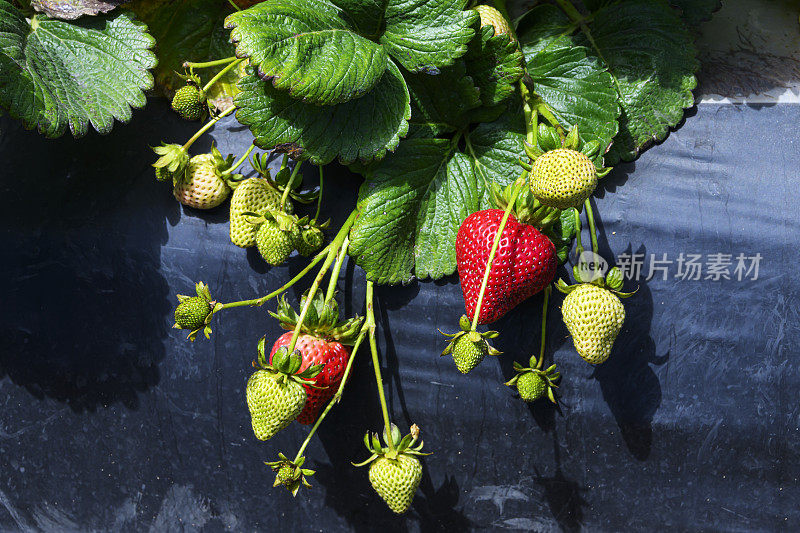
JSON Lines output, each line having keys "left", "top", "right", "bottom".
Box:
{"left": 0, "top": 0, "right": 721, "bottom": 517}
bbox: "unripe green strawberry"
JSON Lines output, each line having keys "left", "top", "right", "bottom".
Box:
{"left": 529, "top": 148, "right": 597, "bottom": 209}
{"left": 255, "top": 218, "right": 294, "bottom": 265}
{"left": 155, "top": 166, "right": 171, "bottom": 182}
{"left": 516, "top": 372, "right": 546, "bottom": 402}
{"left": 294, "top": 226, "right": 324, "bottom": 256}
{"left": 229, "top": 178, "right": 289, "bottom": 248}
{"left": 561, "top": 283, "right": 625, "bottom": 364}
{"left": 472, "top": 5, "right": 513, "bottom": 38}
{"left": 173, "top": 154, "right": 231, "bottom": 209}
{"left": 171, "top": 84, "right": 205, "bottom": 121}
{"left": 174, "top": 296, "right": 211, "bottom": 330}
{"left": 274, "top": 463, "right": 295, "bottom": 488}
{"left": 451, "top": 331, "right": 488, "bottom": 374}
{"left": 368, "top": 454, "right": 423, "bottom": 514}
{"left": 246, "top": 369, "right": 306, "bottom": 441}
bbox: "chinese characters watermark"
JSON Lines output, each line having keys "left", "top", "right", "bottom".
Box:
{"left": 613, "top": 253, "right": 762, "bottom": 281}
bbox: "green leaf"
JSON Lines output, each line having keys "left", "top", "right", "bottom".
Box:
{"left": 33, "top": 0, "right": 128, "bottom": 20}
{"left": 128, "top": 0, "right": 234, "bottom": 93}
{"left": 350, "top": 105, "right": 524, "bottom": 284}
{"left": 235, "top": 61, "right": 410, "bottom": 165}
{"left": 379, "top": 0, "right": 478, "bottom": 73}
{"left": 464, "top": 25, "right": 524, "bottom": 115}
{"left": 0, "top": 4, "right": 156, "bottom": 138}
{"left": 404, "top": 60, "right": 480, "bottom": 136}
{"left": 349, "top": 138, "right": 476, "bottom": 283}
{"left": 579, "top": 0, "right": 698, "bottom": 163}
{"left": 516, "top": 4, "right": 619, "bottom": 154}
{"left": 226, "top": 0, "right": 388, "bottom": 106}
{"left": 465, "top": 99, "right": 527, "bottom": 207}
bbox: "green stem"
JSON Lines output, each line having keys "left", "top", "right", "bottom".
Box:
{"left": 294, "top": 327, "right": 367, "bottom": 461}
{"left": 584, "top": 198, "right": 598, "bottom": 255}
{"left": 280, "top": 161, "right": 302, "bottom": 212}
{"left": 471, "top": 178, "right": 526, "bottom": 331}
{"left": 520, "top": 81, "right": 536, "bottom": 146}
{"left": 286, "top": 211, "right": 358, "bottom": 353}
{"left": 183, "top": 57, "right": 237, "bottom": 70}
{"left": 537, "top": 286, "right": 551, "bottom": 369}
{"left": 574, "top": 208, "right": 584, "bottom": 258}
{"left": 324, "top": 236, "right": 349, "bottom": 304}
{"left": 553, "top": 0, "right": 584, "bottom": 22}
{"left": 313, "top": 166, "right": 324, "bottom": 222}
{"left": 533, "top": 96, "right": 563, "bottom": 135}
{"left": 218, "top": 244, "right": 332, "bottom": 310}
{"left": 202, "top": 58, "right": 245, "bottom": 94}
{"left": 221, "top": 143, "right": 255, "bottom": 176}
{"left": 181, "top": 106, "right": 235, "bottom": 151}
{"left": 366, "top": 281, "right": 394, "bottom": 451}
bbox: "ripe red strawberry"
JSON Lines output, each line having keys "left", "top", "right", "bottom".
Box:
{"left": 269, "top": 332, "right": 351, "bottom": 425}
{"left": 456, "top": 209, "right": 557, "bottom": 324}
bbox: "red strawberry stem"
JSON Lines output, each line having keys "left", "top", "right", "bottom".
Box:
{"left": 181, "top": 105, "right": 235, "bottom": 151}
{"left": 286, "top": 213, "right": 357, "bottom": 353}
{"left": 293, "top": 326, "right": 367, "bottom": 462}
{"left": 536, "top": 286, "right": 551, "bottom": 370}
{"left": 470, "top": 178, "right": 527, "bottom": 331}
{"left": 366, "top": 281, "right": 395, "bottom": 451}
{"left": 202, "top": 58, "right": 245, "bottom": 94}
{"left": 584, "top": 198, "right": 599, "bottom": 255}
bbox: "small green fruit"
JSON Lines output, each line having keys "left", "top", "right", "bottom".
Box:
{"left": 529, "top": 148, "right": 597, "bottom": 209}
{"left": 562, "top": 283, "right": 625, "bottom": 364}
{"left": 516, "top": 372, "right": 547, "bottom": 402}
{"left": 229, "top": 178, "right": 289, "bottom": 248}
{"left": 294, "top": 226, "right": 325, "bottom": 256}
{"left": 246, "top": 369, "right": 306, "bottom": 441}
{"left": 451, "top": 332, "right": 488, "bottom": 374}
{"left": 255, "top": 219, "right": 294, "bottom": 265}
{"left": 368, "top": 455, "right": 423, "bottom": 514}
{"left": 171, "top": 84, "right": 205, "bottom": 121}
{"left": 472, "top": 5, "right": 513, "bottom": 38}
{"left": 174, "top": 296, "right": 210, "bottom": 330}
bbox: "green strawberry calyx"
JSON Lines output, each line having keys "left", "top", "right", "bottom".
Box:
{"left": 440, "top": 314, "right": 501, "bottom": 359}
{"left": 269, "top": 290, "right": 364, "bottom": 345}
{"left": 491, "top": 180, "right": 561, "bottom": 231}
{"left": 264, "top": 452, "right": 316, "bottom": 497}
{"left": 152, "top": 143, "right": 189, "bottom": 183}
{"left": 556, "top": 266, "right": 637, "bottom": 298}
{"left": 253, "top": 336, "right": 323, "bottom": 387}
{"left": 174, "top": 71, "right": 204, "bottom": 97}
{"left": 243, "top": 208, "right": 297, "bottom": 233}
{"left": 504, "top": 354, "right": 561, "bottom": 404}
{"left": 174, "top": 281, "right": 223, "bottom": 341}
{"left": 353, "top": 424, "right": 430, "bottom": 466}
{"left": 250, "top": 152, "right": 319, "bottom": 206}
{"left": 174, "top": 144, "right": 244, "bottom": 189}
